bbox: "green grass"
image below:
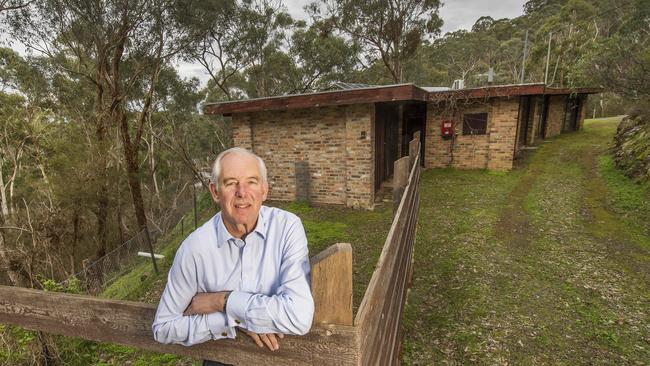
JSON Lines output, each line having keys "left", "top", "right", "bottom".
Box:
{"left": 273, "top": 200, "right": 393, "bottom": 311}
{"left": 402, "top": 117, "right": 650, "bottom": 365}
{"left": 598, "top": 154, "right": 650, "bottom": 216}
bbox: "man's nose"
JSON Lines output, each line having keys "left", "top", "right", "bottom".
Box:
{"left": 235, "top": 183, "right": 246, "bottom": 197}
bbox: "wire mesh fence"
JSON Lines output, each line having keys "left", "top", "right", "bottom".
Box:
{"left": 60, "top": 184, "right": 204, "bottom": 294}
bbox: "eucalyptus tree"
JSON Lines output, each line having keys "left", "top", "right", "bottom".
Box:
{"left": 528, "top": 0, "right": 597, "bottom": 86}
{"left": 0, "top": 0, "right": 30, "bottom": 13}
{"left": 184, "top": 0, "right": 293, "bottom": 100}
{"left": 7, "top": 0, "right": 197, "bottom": 274}
{"left": 310, "top": 0, "right": 443, "bottom": 83}
{"left": 288, "top": 22, "right": 360, "bottom": 93}
{"left": 575, "top": 0, "right": 650, "bottom": 98}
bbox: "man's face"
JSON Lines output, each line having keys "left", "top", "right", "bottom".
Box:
{"left": 209, "top": 152, "right": 268, "bottom": 236}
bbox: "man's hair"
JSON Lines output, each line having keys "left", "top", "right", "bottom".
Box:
{"left": 210, "top": 147, "right": 268, "bottom": 191}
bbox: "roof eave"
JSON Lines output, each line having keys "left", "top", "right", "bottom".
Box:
{"left": 203, "top": 84, "right": 428, "bottom": 115}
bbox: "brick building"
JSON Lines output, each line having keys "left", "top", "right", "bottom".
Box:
{"left": 204, "top": 83, "right": 599, "bottom": 209}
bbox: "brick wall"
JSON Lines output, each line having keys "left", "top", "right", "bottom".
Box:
{"left": 545, "top": 95, "right": 567, "bottom": 138}
{"left": 425, "top": 97, "right": 520, "bottom": 171}
{"left": 487, "top": 98, "right": 520, "bottom": 170}
{"left": 231, "top": 104, "right": 374, "bottom": 209}
{"left": 344, "top": 105, "right": 375, "bottom": 208}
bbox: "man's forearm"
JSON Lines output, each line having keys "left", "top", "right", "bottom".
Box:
{"left": 183, "top": 291, "right": 231, "bottom": 315}
{"left": 225, "top": 289, "right": 314, "bottom": 335}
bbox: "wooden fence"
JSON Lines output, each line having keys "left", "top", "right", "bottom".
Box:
{"left": 0, "top": 134, "right": 422, "bottom": 365}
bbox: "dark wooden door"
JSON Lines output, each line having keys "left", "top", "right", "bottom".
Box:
{"left": 375, "top": 103, "right": 399, "bottom": 191}
{"left": 538, "top": 95, "right": 550, "bottom": 139}
{"left": 517, "top": 96, "right": 531, "bottom": 147}
{"left": 403, "top": 102, "right": 426, "bottom": 166}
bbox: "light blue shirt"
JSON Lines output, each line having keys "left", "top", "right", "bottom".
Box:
{"left": 152, "top": 205, "right": 314, "bottom": 346}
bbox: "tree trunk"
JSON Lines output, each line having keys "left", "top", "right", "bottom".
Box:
{"left": 91, "top": 54, "right": 110, "bottom": 288}
{"left": 118, "top": 108, "right": 158, "bottom": 273}
{"left": 149, "top": 119, "right": 160, "bottom": 199}
{"left": 8, "top": 152, "right": 20, "bottom": 215}
{"left": 0, "top": 225, "right": 24, "bottom": 287}
{"left": 71, "top": 210, "right": 79, "bottom": 275}
{"left": 0, "top": 157, "right": 8, "bottom": 217}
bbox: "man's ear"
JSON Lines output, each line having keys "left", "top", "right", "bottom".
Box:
{"left": 208, "top": 181, "right": 220, "bottom": 204}
{"left": 262, "top": 181, "right": 269, "bottom": 202}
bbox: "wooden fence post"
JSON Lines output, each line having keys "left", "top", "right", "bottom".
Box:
{"left": 408, "top": 137, "right": 419, "bottom": 170}
{"left": 310, "top": 243, "right": 353, "bottom": 326}
{"left": 392, "top": 157, "right": 410, "bottom": 213}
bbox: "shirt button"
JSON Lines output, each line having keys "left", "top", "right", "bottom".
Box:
{"left": 221, "top": 332, "right": 227, "bottom": 337}
{"left": 235, "top": 319, "right": 241, "bottom": 325}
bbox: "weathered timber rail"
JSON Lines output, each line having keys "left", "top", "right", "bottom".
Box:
{"left": 0, "top": 134, "right": 422, "bottom": 365}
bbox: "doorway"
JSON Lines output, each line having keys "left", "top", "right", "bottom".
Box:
{"left": 374, "top": 103, "right": 399, "bottom": 191}
{"left": 401, "top": 102, "right": 427, "bottom": 167}
{"left": 538, "top": 95, "right": 550, "bottom": 139}
{"left": 374, "top": 101, "right": 426, "bottom": 192}
{"left": 563, "top": 95, "right": 582, "bottom": 132}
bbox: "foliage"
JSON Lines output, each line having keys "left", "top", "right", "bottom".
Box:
{"left": 310, "top": 0, "right": 443, "bottom": 83}
{"left": 611, "top": 113, "right": 650, "bottom": 183}
{"left": 574, "top": 0, "right": 650, "bottom": 98}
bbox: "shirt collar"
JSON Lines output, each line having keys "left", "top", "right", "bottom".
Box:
{"left": 214, "top": 207, "right": 267, "bottom": 248}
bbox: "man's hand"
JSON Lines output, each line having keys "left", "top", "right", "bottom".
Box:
{"left": 242, "top": 329, "right": 284, "bottom": 351}
{"left": 183, "top": 291, "right": 230, "bottom": 316}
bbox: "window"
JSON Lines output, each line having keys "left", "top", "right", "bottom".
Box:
{"left": 462, "top": 113, "right": 488, "bottom": 135}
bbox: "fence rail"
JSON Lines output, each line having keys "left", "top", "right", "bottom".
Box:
{"left": 0, "top": 244, "right": 358, "bottom": 365}
{"left": 356, "top": 132, "right": 421, "bottom": 365}
{"left": 0, "top": 133, "right": 423, "bottom": 365}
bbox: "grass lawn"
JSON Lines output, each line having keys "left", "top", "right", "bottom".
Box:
{"left": 402, "top": 117, "right": 650, "bottom": 365}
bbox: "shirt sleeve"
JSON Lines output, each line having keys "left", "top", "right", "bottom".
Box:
{"left": 225, "top": 218, "right": 315, "bottom": 335}
{"left": 151, "top": 242, "right": 233, "bottom": 346}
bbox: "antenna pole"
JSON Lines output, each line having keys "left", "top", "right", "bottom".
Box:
{"left": 544, "top": 32, "right": 553, "bottom": 85}
{"left": 520, "top": 30, "right": 529, "bottom": 83}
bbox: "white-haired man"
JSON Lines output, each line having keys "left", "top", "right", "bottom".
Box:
{"left": 152, "top": 148, "right": 314, "bottom": 365}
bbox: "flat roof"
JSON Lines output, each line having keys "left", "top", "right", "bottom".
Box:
{"left": 427, "top": 83, "right": 602, "bottom": 101}
{"left": 203, "top": 83, "right": 601, "bottom": 115}
{"left": 204, "top": 84, "right": 428, "bottom": 115}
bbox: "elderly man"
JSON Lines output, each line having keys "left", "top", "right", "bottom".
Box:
{"left": 152, "top": 147, "right": 314, "bottom": 364}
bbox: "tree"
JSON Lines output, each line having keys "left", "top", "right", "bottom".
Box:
{"left": 7, "top": 0, "right": 200, "bottom": 274}
{"left": 185, "top": 0, "right": 293, "bottom": 100}
{"left": 575, "top": 0, "right": 650, "bottom": 98}
{"left": 0, "top": 0, "right": 30, "bottom": 13}
{"left": 311, "top": 0, "right": 443, "bottom": 83}
{"left": 528, "top": 0, "right": 597, "bottom": 86}
{"left": 288, "top": 22, "right": 359, "bottom": 93}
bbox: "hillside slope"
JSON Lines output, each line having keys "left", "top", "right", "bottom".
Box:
{"left": 614, "top": 113, "right": 650, "bottom": 183}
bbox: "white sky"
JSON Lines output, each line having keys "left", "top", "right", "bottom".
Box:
{"left": 3, "top": 0, "right": 529, "bottom": 87}
{"left": 281, "top": 0, "right": 529, "bottom": 34}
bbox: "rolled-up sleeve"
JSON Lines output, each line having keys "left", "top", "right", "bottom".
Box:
{"left": 225, "top": 218, "right": 314, "bottom": 335}
{"left": 152, "top": 243, "right": 232, "bottom": 345}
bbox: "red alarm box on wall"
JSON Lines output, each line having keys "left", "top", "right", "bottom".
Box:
{"left": 441, "top": 120, "right": 454, "bottom": 139}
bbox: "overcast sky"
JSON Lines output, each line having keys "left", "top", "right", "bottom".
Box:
{"left": 282, "top": 0, "right": 528, "bottom": 34}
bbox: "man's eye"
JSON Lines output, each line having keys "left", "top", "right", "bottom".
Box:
{"left": 225, "top": 181, "right": 236, "bottom": 186}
